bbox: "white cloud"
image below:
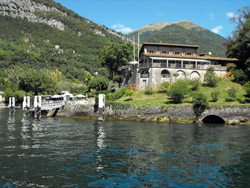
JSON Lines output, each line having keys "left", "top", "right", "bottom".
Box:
{"left": 112, "top": 24, "right": 133, "bottom": 34}
{"left": 226, "top": 12, "right": 235, "bottom": 18}
{"left": 209, "top": 13, "right": 215, "bottom": 20}
{"left": 211, "top": 26, "right": 224, "bottom": 34}
{"left": 157, "top": 11, "right": 165, "bottom": 17}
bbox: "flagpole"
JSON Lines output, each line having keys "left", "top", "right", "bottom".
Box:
{"left": 133, "top": 36, "right": 135, "bottom": 62}
{"left": 138, "top": 33, "right": 140, "bottom": 63}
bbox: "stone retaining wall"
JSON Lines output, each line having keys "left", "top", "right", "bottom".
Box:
{"left": 56, "top": 103, "right": 250, "bottom": 124}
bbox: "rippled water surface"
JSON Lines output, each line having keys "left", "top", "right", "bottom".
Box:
{"left": 1, "top": 109, "right": 250, "bottom": 187}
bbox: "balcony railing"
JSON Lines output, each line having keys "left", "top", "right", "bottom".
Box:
{"left": 141, "top": 74, "right": 149, "bottom": 78}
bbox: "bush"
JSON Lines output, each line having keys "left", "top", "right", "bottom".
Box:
{"left": 158, "top": 82, "right": 170, "bottom": 93}
{"left": 113, "top": 74, "right": 123, "bottom": 85}
{"left": 192, "top": 92, "right": 208, "bottom": 118}
{"left": 189, "top": 78, "right": 201, "bottom": 91}
{"left": 168, "top": 80, "right": 190, "bottom": 103}
{"left": 144, "top": 86, "right": 154, "bottom": 95}
{"left": 227, "top": 87, "right": 237, "bottom": 101}
{"left": 204, "top": 67, "right": 219, "bottom": 87}
{"left": 125, "top": 89, "right": 134, "bottom": 100}
{"left": 210, "top": 91, "right": 220, "bottom": 102}
{"left": 233, "top": 69, "right": 248, "bottom": 84}
{"left": 243, "top": 82, "right": 250, "bottom": 97}
{"left": 106, "top": 88, "right": 127, "bottom": 101}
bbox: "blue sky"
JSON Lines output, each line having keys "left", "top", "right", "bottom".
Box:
{"left": 54, "top": 0, "right": 249, "bottom": 38}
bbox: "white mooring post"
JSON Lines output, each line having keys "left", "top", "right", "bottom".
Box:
{"left": 23, "top": 96, "right": 27, "bottom": 110}
{"left": 9, "top": 97, "right": 15, "bottom": 115}
{"left": 34, "top": 96, "right": 41, "bottom": 119}
{"left": 23, "top": 96, "right": 31, "bottom": 117}
{"left": 98, "top": 94, "right": 105, "bottom": 121}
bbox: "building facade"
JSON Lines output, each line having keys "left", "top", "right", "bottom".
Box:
{"left": 128, "top": 42, "right": 238, "bottom": 89}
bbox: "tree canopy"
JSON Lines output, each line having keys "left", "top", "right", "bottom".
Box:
{"left": 19, "top": 72, "right": 57, "bottom": 95}
{"left": 226, "top": 6, "right": 250, "bottom": 83}
{"left": 99, "top": 43, "right": 133, "bottom": 79}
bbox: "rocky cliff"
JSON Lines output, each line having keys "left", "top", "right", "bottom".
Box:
{"left": 0, "top": 0, "right": 66, "bottom": 30}
{"left": 0, "top": 0, "right": 129, "bottom": 41}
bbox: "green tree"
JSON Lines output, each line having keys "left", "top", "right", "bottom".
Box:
{"left": 168, "top": 80, "right": 190, "bottom": 103}
{"left": 19, "top": 72, "right": 57, "bottom": 95}
{"left": 14, "top": 90, "right": 26, "bottom": 104}
{"left": 99, "top": 43, "right": 132, "bottom": 79}
{"left": 88, "top": 76, "right": 109, "bottom": 91}
{"left": 227, "top": 87, "right": 237, "bottom": 101}
{"left": 3, "top": 88, "right": 14, "bottom": 104}
{"left": 226, "top": 6, "right": 250, "bottom": 83}
{"left": 243, "top": 82, "right": 250, "bottom": 97}
{"left": 192, "top": 92, "right": 208, "bottom": 119}
{"left": 204, "top": 67, "right": 219, "bottom": 87}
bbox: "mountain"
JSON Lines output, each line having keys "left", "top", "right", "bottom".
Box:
{"left": 0, "top": 0, "right": 129, "bottom": 91}
{"left": 128, "top": 21, "right": 227, "bottom": 57}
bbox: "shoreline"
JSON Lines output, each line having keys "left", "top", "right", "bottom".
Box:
{"left": 55, "top": 102, "right": 250, "bottom": 125}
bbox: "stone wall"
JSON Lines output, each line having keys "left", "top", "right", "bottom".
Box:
{"left": 56, "top": 103, "right": 250, "bottom": 124}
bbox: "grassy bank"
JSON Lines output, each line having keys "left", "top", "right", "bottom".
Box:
{"left": 116, "top": 78, "right": 249, "bottom": 106}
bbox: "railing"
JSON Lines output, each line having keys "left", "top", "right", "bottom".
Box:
{"left": 150, "top": 63, "right": 227, "bottom": 71}
{"left": 141, "top": 74, "right": 149, "bottom": 78}
{"left": 41, "top": 100, "right": 64, "bottom": 110}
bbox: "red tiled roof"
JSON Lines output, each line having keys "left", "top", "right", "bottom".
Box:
{"left": 143, "top": 53, "right": 239, "bottom": 62}
{"left": 143, "top": 42, "right": 199, "bottom": 48}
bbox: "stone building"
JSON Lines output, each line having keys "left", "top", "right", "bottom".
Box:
{"left": 127, "top": 42, "right": 238, "bottom": 89}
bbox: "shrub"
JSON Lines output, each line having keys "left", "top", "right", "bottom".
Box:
{"left": 106, "top": 88, "right": 127, "bottom": 101}
{"left": 204, "top": 67, "right": 219, "bottom": 87}
{"left": 168, "top": 80, "right": 190, "bottom": 103}
{"left": 113, "top": 74, "right": 123, "bottom": 86}
{"left": 189, "top": 78, "right": 201, "bottom": 91}
{"left": 226, "top": 63, "right": 236, "bottom": 72}
{"left": 210, "top": 91, "right": 220, "bottom": 102}
{"left": 158, "top": 82, "right": 170, "bottom": 93}
{"left": 243, "top": 82, "right": 250, "bottom": 97}
{"left": 144, "top": 86, "right": 154, "bottom": 95}
{"left": 233, "top": 69, "right": 247, "bottom": 84}
{"left": 192, "top": 92, "right": 208, "bottom": 118}
{"left": 227, "top": 87, "right": 237, "bottom": 101}
{"left": 125, "top": 89, "right": 134, "bottom": 100}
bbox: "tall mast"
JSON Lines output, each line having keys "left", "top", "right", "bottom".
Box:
{"left": 133, "top": 36, "right": 135, "bottom": 62}
{"left": 138, "top": 33, "right": 140, "bottom": 63}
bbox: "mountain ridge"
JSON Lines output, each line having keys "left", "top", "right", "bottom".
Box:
{"left": 0, "top": 0, "right": 131, "bottom": 92}
{"left": 128, "top": 21, "right": 227, "bottom": 57}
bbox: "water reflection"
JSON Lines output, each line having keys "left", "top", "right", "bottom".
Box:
{"left": 1, "top": 109, "right": 250, "bottom": 187}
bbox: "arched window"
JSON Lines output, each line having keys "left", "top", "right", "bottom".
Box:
{"left": 161, "top": 70, "right": 170, "bottom": 78}
{"left": 141, "top": 70, "right": 149, "bottom": 78}
{"left": 176, "top": 70, "right": 186, "bottom": 80}
{"left": 190, "top": 71, "right": 201, "bottom": 80}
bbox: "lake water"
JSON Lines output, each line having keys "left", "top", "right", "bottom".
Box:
{"left": 1, "top": 109, "right": 250, "bottom": 187}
